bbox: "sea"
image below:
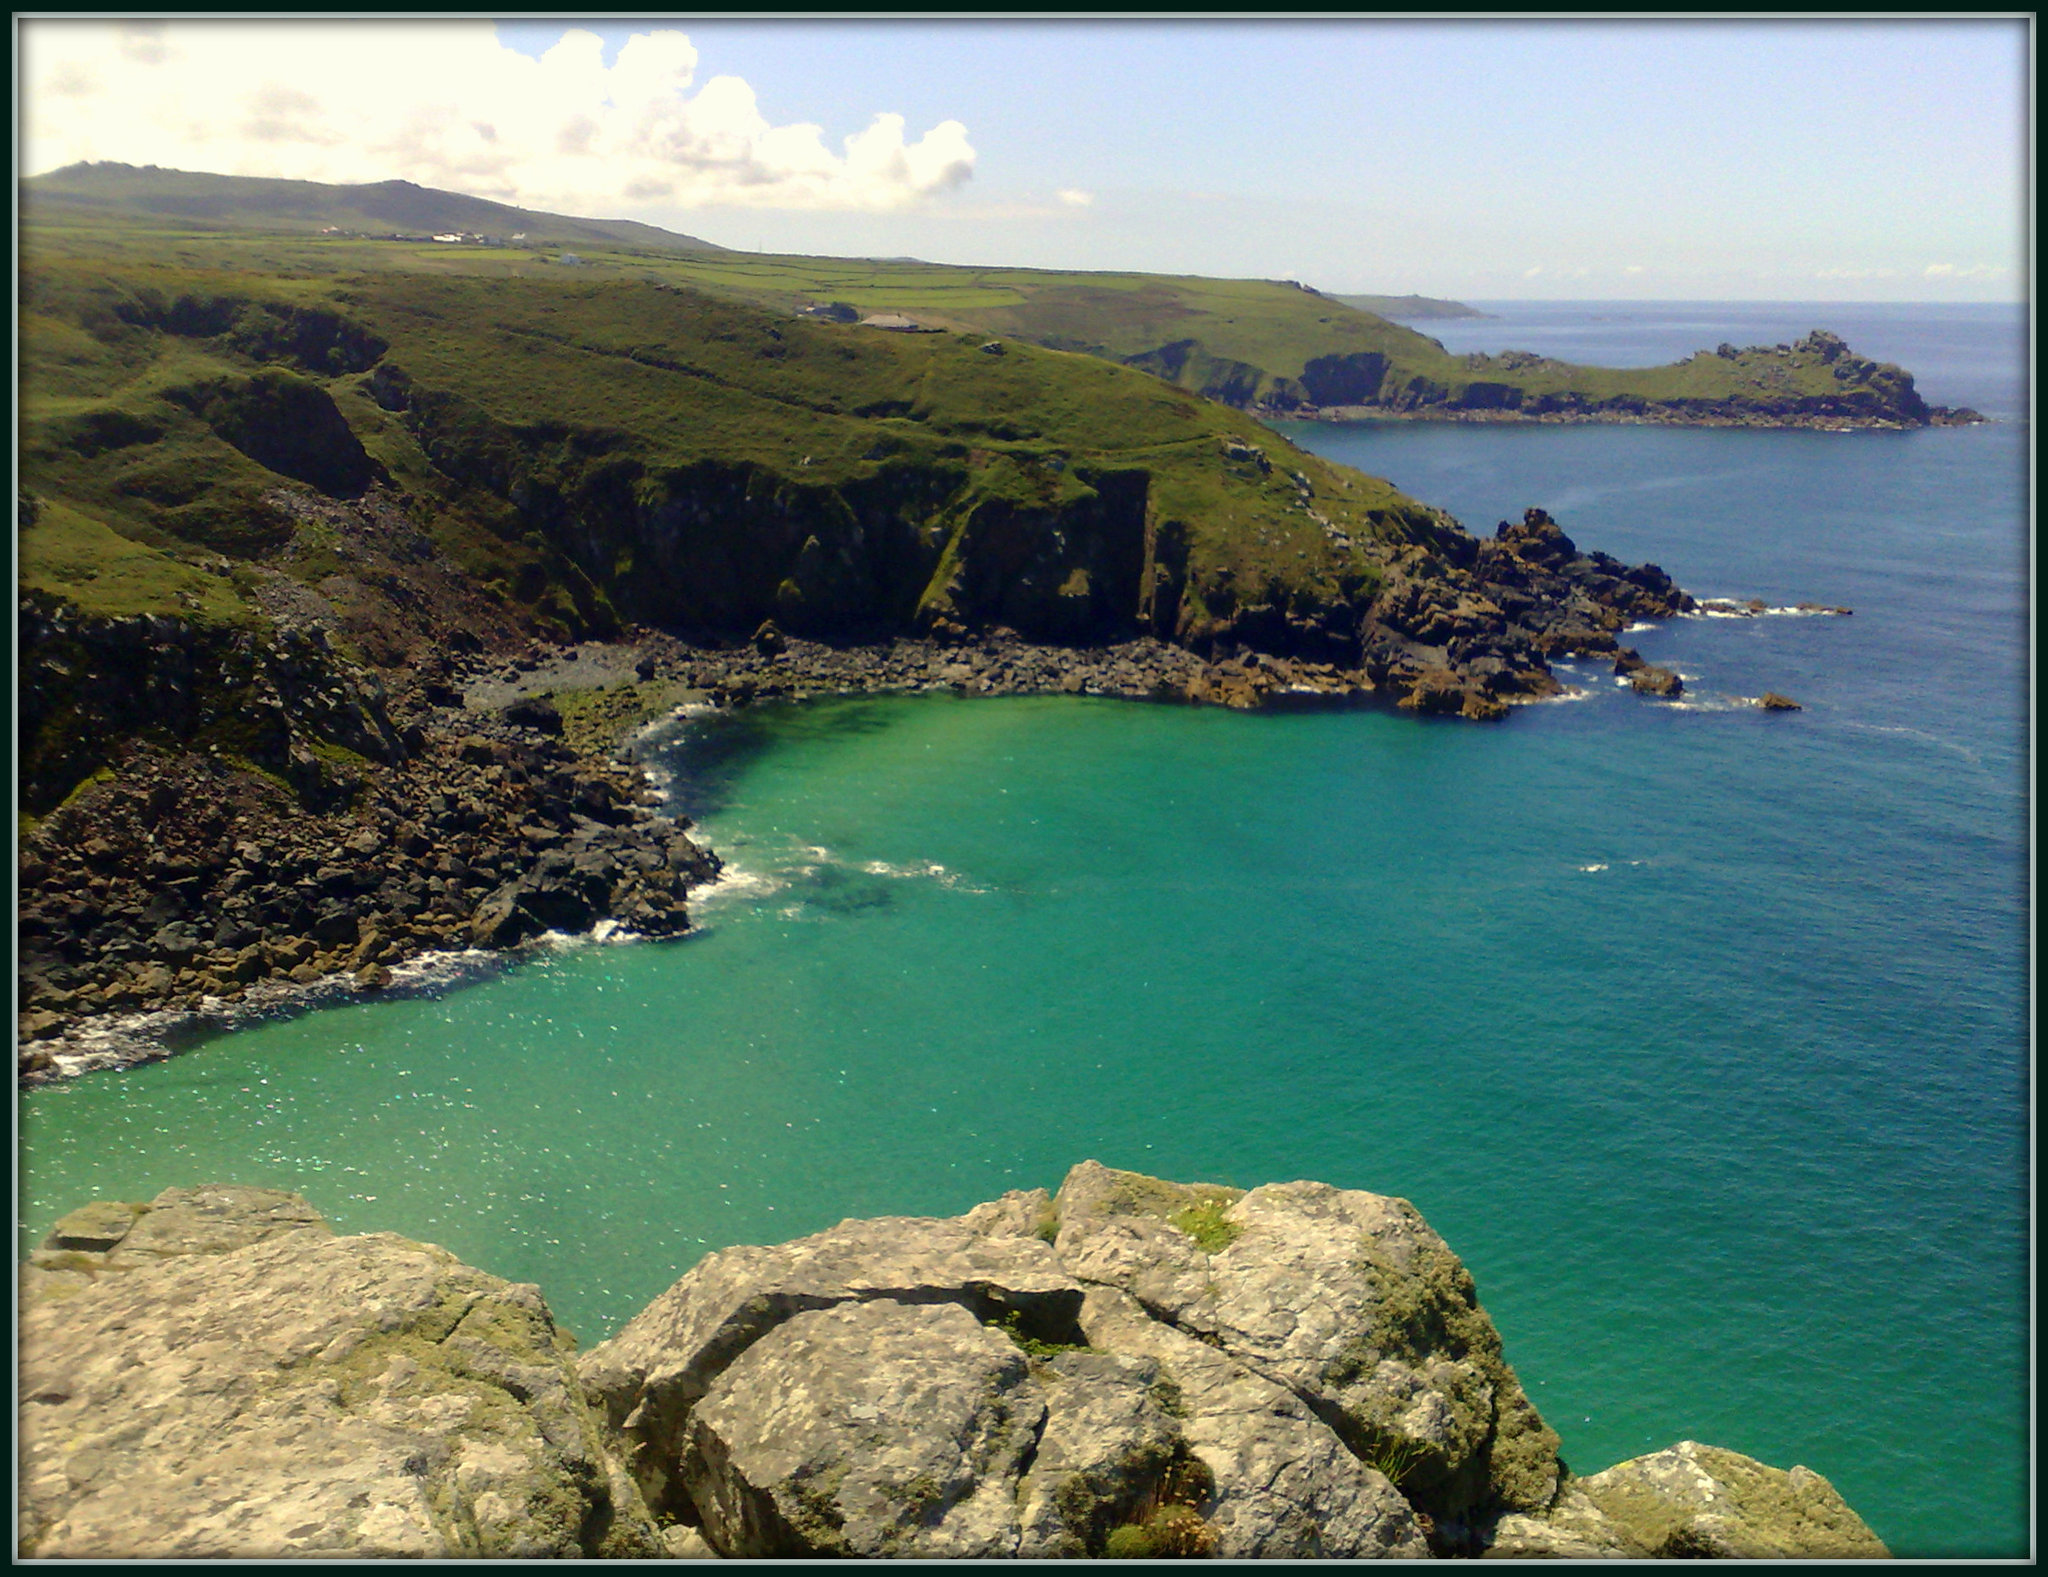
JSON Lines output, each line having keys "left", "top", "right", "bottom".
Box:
{"left": 17, "top": 302, "right": 2030, "bottom": 1558}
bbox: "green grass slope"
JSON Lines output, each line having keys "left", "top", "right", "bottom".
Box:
{"left": 19, "top": 240, "right": 1453, "bottom": 665}
{"left": 21, "top": 165, "right": 1958, "bottom": 427}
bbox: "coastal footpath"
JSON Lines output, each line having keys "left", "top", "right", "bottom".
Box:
{"left": 19, "top": 1163, "right": 1891, "bottom": 1560}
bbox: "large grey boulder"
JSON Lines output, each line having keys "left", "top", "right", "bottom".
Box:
{"left": 579, "top": 1205, "right": 1082, "bottom": 1519}
{"left": 1052, "top": 1160, "right": 1562, "bottom": 1531}
{"left": 1079, "top": 1285, "right": 1429, "bottom": 1558}
{"left": 588, "top": 1205, "right": 1223, "bottom": 1559}
{"left": 681, "top": 1299, "right": 1044, "bottom": 1556}
{"left": 18, "top": 1187, "right": 659, "bottom": 1559}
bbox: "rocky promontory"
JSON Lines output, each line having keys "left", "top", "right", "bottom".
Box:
{"left": 19, "top": 1165, "right": 1891, "bottom": 1560}
{"left": 1271, "top": 330, "right": 1986, "bottom": 431}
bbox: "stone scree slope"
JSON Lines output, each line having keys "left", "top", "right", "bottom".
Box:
{"left": 19, "top": 1165, "right": 1890, "bottom": 1560}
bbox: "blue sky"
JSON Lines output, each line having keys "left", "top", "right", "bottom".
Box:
{"left": 22, "top": 17, "right": 2027, "bottom": 300}
{"left": 492, "top": 18, "right": 2026, "bottom": 301}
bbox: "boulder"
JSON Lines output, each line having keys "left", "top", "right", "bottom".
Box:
{"left": 1566, "top": 1441, "right": 1887, "bottom": 1558}
{"left": 18, "top": 1188, "right": 660, "bottom": 1559}
{"left": 579, "top": 1211, "right": 1083, "bottom": 1519}
{"left": 680, "top": 1299, "right": 1044, "bottom": 1557}
{"left": 40, "top": 1198, "right": 149, "bottom": 1254}
{"left": 99, "top": 1184, "right": 332, "bottom": 1264}
{"left": 501, "top": 695, "right": 564, "bottom": 735}
{"left": 1078, "top": 1285, "right": 1427, "bottom": 1558}
{"left": 1626, "top": 663, "right": 1684, "bottom": 697}
{"left": 1051, "top": 1161, "right": 1561, "bottom": 1533}
{"left": 1012, "top": 1346, "right": 1197, "bottom": 1557}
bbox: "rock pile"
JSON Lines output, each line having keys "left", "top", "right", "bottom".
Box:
{"left": 17, "top": 1165, "right": 1889, "bottom": 1559}
{"left": 643, "top": 632, "right": 1370, "bottom": 715}
{"left": 15, "top": 712, "right": 718, "bottom": 1079}
{"left": 1358, "top": 508, "right": 1695, "bottom": 720}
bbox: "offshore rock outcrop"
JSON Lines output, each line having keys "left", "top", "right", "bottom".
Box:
{"left": 1356, "top": 506, "right": 1694, "bottom": 719}
{"left": 18, "top": 1166, "right": 1889, "bottom": 1559}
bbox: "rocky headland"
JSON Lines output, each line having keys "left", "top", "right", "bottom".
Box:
{"left": 18, "top": 1164, "right": 1891, "bottom": 1560}
{"left": 1264, "top": 331, "right": 1986, "bottom": 430}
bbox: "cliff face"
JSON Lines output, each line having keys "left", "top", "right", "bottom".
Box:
{"left": 19, "top": 1166, "right": 1891, "bottom": 1561}
{"left": 17, "top": 595, "right": 403, "bottom": 816}
{"left": 22, "top": 261, "right": 1720, "bottom": 759}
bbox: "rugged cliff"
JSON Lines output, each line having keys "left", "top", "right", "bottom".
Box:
{"left": 19, "top": 1166, "right": 1891, "bottom": 1560}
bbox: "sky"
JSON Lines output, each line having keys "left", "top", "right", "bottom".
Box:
{"left": 17, "top": 16, "right": 2029, "bottom": 301}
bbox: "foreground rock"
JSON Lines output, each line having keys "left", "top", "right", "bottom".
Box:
{"left": 19, "top": 1186, "right": 659, "bottom": 1558}
{"left": 19, "top": 1169, "right": 1889, "bottom": 1560}
{"left": 579, "top": 1161, "right": 1886, "bottom": 1560}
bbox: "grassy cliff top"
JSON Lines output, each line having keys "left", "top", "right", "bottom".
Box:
{"left": 23, "top": 165, "right": 1948, "bottom": 427}
{"left": 1333, "top": 293, "right": 1488, "bottom": 320}
{"left": 18, "top": 234, "right": 1442, "bottom": 641}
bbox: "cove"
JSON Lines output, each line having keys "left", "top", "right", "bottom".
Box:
{"left": 18, "top": 681, "right": 2025, "bottom": 1558}
{"left": 17, "top": 302, "right": 2029, "bottom": 1557}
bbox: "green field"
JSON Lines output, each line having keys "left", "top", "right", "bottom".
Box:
{"left": 19, "top": 220, "right": 1455, "bottom": 662}
{"left": 23, "top": 163, "right": 1940, "bottom": 424}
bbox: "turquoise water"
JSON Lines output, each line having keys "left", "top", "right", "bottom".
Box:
{"left": 18, "top": 305, "right": 2027, "bottom": 1557}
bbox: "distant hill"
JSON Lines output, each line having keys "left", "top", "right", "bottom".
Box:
{"left": 20, "top": 163, "right": 1961, "bottom": 432}
{"left": 20, "top": 161, "right": 725, "bottom": 254}
{"left": 1333, "top": 294, "right": 1488, "bottom": 321}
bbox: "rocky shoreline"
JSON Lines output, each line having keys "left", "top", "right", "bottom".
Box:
{"left": 18, "top": 1165, "right": 1892, "bottom": 1559}
{"left": 19, "top": 508, "right": 1837, "bottom": 1083}
{"left": 14, "top": 699, "right": 720, "bottom": 1083}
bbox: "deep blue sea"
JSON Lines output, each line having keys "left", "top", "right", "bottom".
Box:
{"left": 17, "top": 303, "right": 2029, "bottom": 1557}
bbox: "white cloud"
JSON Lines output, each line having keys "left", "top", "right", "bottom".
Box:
{"left": 1924, "top": 262, "right": 2005, "bottom": 280}
{"left": 20, "top": 19, "right": 976, "bottom": 214}
{"left": 1924, "top": 262, "right": 1957, "bottom": 278}
{"left": 1056, "top": 188, "right": 1094, "bottom": 208}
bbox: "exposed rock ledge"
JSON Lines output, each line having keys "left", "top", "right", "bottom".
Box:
{"left": 18, "top": 1167, "right": 1889, "bottom": 1560}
